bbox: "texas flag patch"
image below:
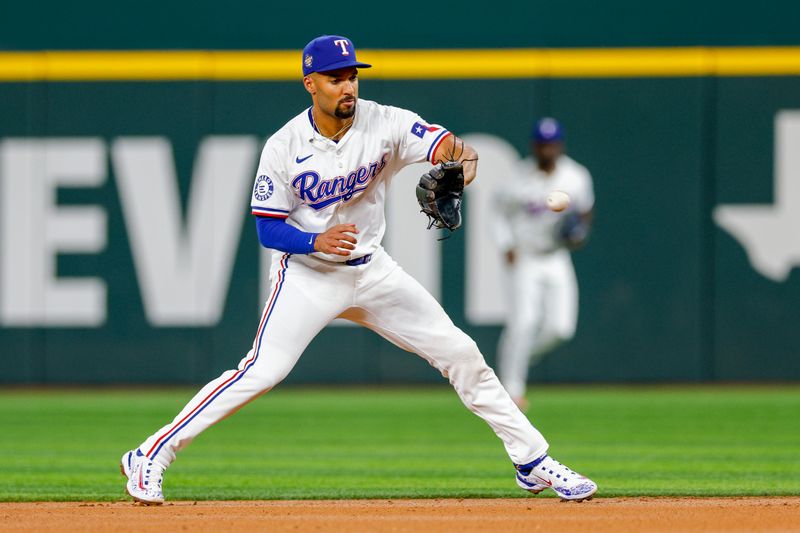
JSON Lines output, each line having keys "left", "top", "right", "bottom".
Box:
{"left": 411, "top": 121, "right": 440, "bottom": 138}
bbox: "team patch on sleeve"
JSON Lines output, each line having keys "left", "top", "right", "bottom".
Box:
{"left": 253, "top": 175, "right": 274, "bottom": 201}
{"left": 411, "top": 121, "right": 440, "bottom": 139}
{"left": 252, "top": 174, "right": 289, "bottom": 217}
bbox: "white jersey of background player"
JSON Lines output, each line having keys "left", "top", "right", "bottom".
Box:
{"left": 495, "top": 118, "right": 595, "bottom": 410}
{"left": 120, "top": 36, "right": 597, "bottom": 505}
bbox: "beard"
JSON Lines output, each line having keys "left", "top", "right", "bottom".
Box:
{"left": 335, "top": 99, "right": 356, "bottom": 119}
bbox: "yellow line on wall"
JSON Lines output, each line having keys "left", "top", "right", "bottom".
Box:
{"left": 1, "top": 47, "right": 799, "bottom": 81}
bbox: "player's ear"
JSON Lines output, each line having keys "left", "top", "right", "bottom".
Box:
{"left": 303, "top": 75, "right": 316, "bottom": 95}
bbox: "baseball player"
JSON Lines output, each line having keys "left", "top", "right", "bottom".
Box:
{"left": 495, "top": 118, "right": 595, "bottom": 410}
{"left": 120, "top": 37, "right": 597, "bottom": 504}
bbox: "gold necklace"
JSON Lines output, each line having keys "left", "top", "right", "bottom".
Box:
{"left": 312, "top": 108, "right": 354, "bottom": 141}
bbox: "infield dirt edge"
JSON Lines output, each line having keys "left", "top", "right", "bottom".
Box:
{"left": 2, "top": 497, "right": 798, "bottom": 532}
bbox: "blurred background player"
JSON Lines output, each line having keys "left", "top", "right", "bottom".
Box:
{"left": 494, "top": 118, "right": 595, "bottom": 410}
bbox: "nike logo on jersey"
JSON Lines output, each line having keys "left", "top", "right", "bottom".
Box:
{"left": 295, "top": 154, "right": 313, "bottom": 164}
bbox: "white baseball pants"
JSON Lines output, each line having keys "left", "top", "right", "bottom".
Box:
{"left": 139, "top": 246, "right": 548, "bottom": 469}
{"left": 497, "top": 250, "right": 579, "bottom": 400}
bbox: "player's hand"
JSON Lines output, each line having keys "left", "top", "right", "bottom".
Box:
{"left": 314, "top": 224, "right": 359, "bottom": 256}
{"left": 505, "top": 250, "right": 516, "bottom": 265}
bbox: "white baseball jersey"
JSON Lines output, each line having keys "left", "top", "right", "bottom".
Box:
{"left": 495, "top": 155, "right": 594, "bottom": 256}
{"left": 250, "top": 99, "right": 452, "bottom": 262}
{"left": 136, "top": 98, "right": 553, "bottom": 476}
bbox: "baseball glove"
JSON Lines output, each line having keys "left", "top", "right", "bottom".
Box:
{"left": 416, "top": 161, "right": 465, "bottom": 233}
{"left": 559, "top": 211, "right": 590, "bottom": 247}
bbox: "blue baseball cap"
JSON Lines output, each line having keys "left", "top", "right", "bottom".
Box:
{"left": 531, "top": 117, "right": 564, "bottom": 143}
{"left": 302, "top": 35, "right": 372, "bottom": 76}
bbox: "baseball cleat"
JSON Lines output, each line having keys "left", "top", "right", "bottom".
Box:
{"left": 515, "top": 454, "right": 597, "bottom": 501}
{"left": 120, "top": 449, "right": 165, "bottom": 505}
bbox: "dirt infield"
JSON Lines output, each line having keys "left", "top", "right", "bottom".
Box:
{"left": 1, "top": 498, "right": 798, "bottom": 532}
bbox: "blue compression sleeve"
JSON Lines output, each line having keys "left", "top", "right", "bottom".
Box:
{"left": 255, "top": 216, "right": 317, "bottom": 254}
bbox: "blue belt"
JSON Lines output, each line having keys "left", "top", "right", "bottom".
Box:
{"left": 345, "top": 253, "right": 372, "bottom": 266}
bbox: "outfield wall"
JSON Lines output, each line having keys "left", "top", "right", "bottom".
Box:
{"left": 1, "top": 5, "right": 799, "bottom": 384}
{"left": 2, "top": 0, "right": 799, "bottom": 50}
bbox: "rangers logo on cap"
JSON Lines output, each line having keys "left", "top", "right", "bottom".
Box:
{"left": 301, "top": 35, "right": 372, "bottom": 76}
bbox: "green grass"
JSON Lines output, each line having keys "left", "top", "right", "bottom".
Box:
{"left": 0, "top": 385, "right": 798, "bottom": 501}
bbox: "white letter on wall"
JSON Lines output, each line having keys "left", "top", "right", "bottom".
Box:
{"left": 112, "top": 136, "right": 258, "bottom": 326}
{"left": 462, "top": 133, "right": 522, "bottom": 325}
{"left": 384, "top": 162, "right": 442, "bottom": 300}
{"left": 0, "top": 138, "right": 107, "bottom": 326}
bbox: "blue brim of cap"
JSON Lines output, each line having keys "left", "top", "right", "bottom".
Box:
{"left": 534, "top": 135, "right": 563, "bottom": 143}
{"left": 309, "top": 60, "right": 372, "bottom": 75}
